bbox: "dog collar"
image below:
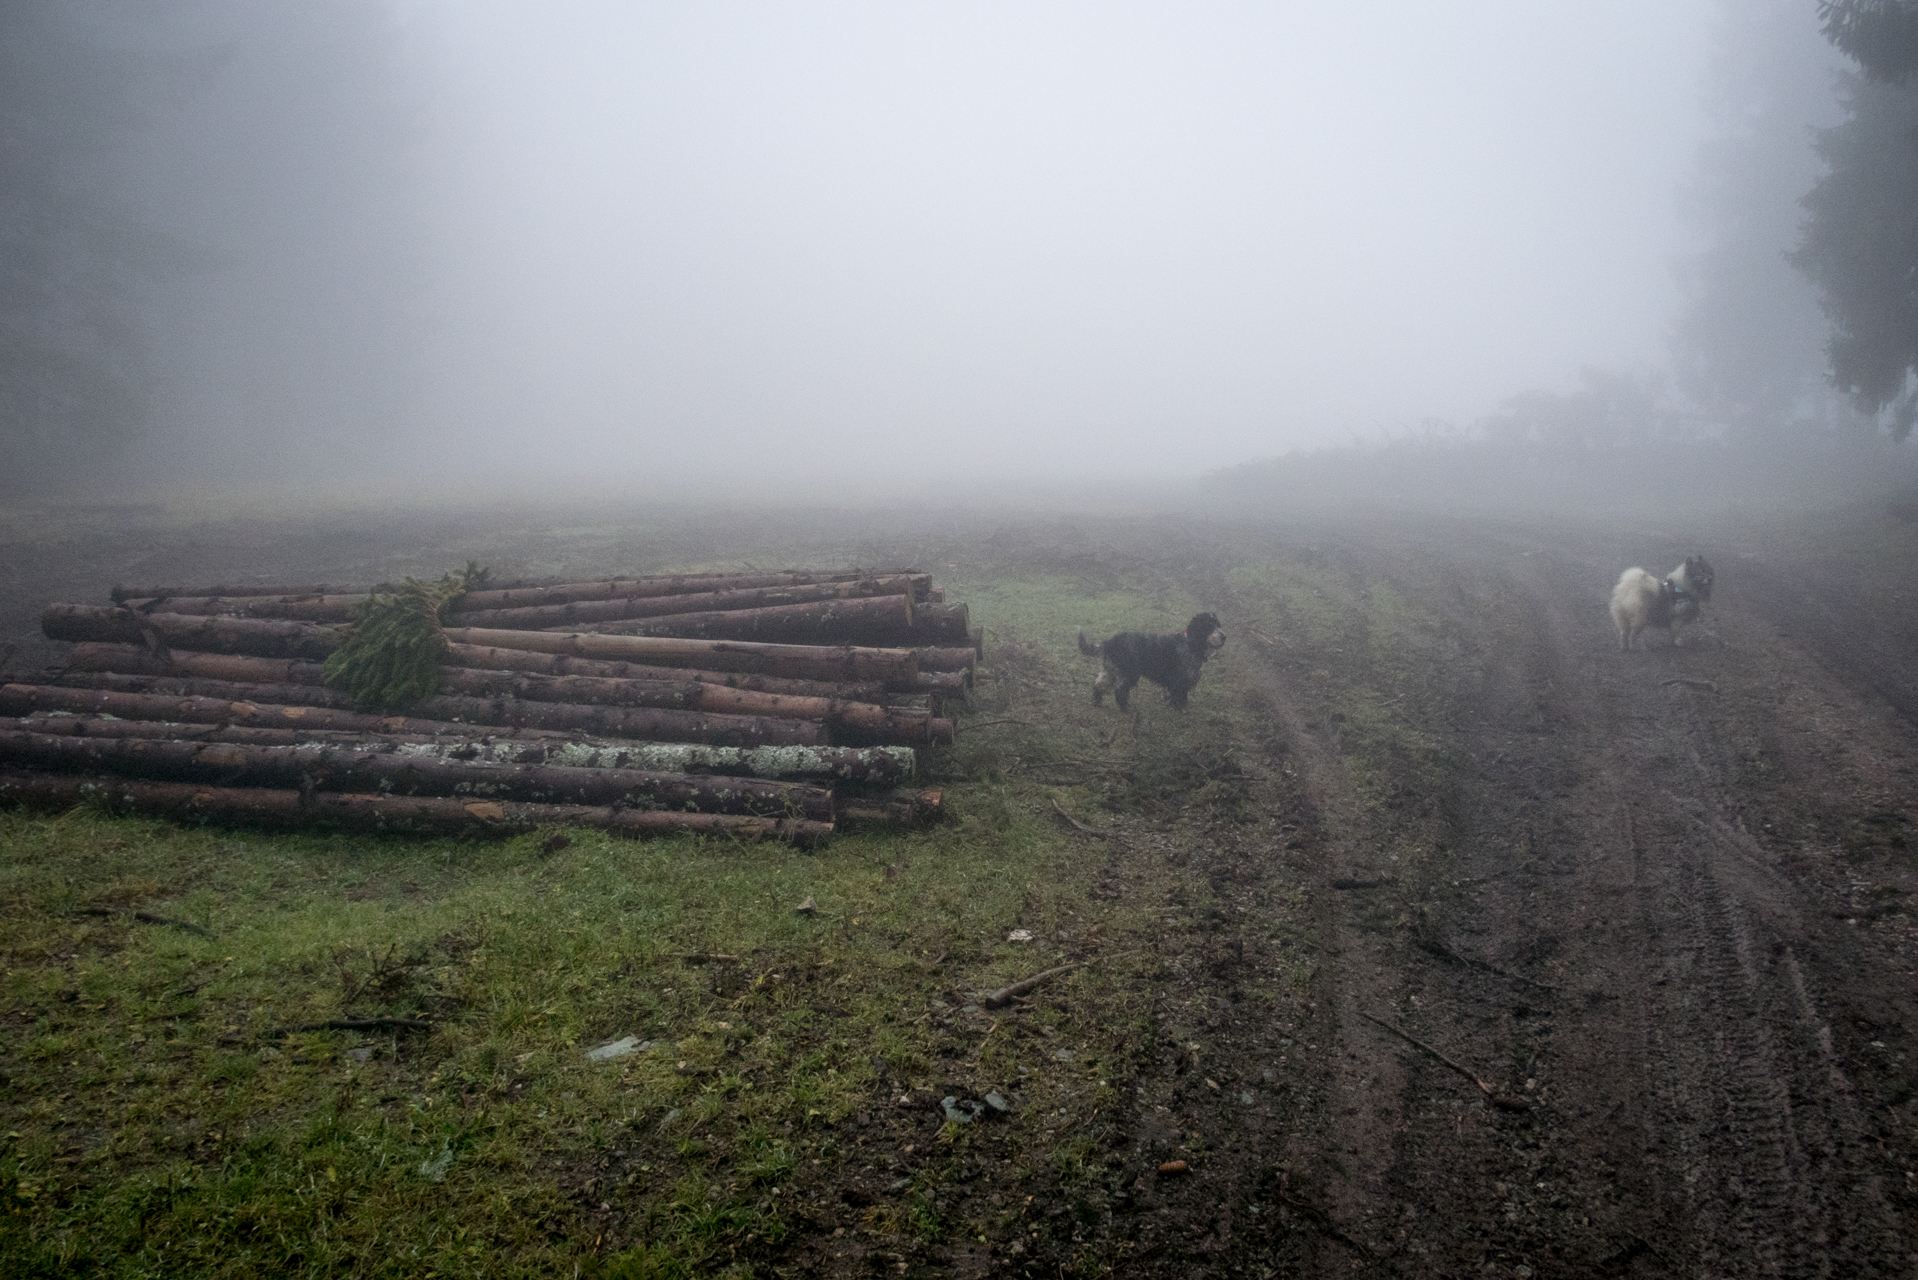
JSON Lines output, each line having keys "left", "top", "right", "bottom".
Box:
{"left": 1665, "top": 578, "right": 1689, "bottom": 601}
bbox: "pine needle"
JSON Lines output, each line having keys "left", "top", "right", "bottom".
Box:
{"left": 322, "top": 562, "right": 488, "bottom": 710}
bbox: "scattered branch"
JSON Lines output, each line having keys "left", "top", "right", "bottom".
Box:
{"left": 1050, "top": 797, "right": 1109, "bottom": 840}
{"left": 1358, "top": 1011, "right": 1528, "bottom": 1111}
{"left": 1660, "top": 678, "right": 1718, "bottom": 692}
{"left": 1272, "top": 1169, "right": 1382, "bottom": 1259}
{"left": 979, "top": 961, "right": 1085, "bottom": 1009}
{"left": 974, "top": 949, "right": 1138, "bottom": 1010}
{"left": 271, "top": 1017, "right": 433, "bottom": 1036}
{"left": 74, "top": 908, "right": 213, "bottom": 938}
{"left": 1416, "top": 933, "right": 1563, "bottom": 992}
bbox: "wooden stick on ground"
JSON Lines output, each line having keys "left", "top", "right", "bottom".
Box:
{"left": 1050, "top": 797, "right": 1108, "bottom": 840}
{"left": 979, "top": 961, "right": 1086, "bottom": 1009}
{"left": 1357, "top": 1011, "right": 1528, "bottom": 1110}
{"left": 74, "top": 907, "right": 213, "bottom": 938}
{"left": 271, "top": 1017, "right": 432, "bottom": 1035}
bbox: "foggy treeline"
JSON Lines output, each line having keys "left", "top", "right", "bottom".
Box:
{"left": 2, "top": 2, "right": 1916, "bottom": 510}
{"left": 1211, "top": 0, "right": 1918, "bottom": 515}
{"left": 1, "top": 2, "right": 424, "bottom": 491}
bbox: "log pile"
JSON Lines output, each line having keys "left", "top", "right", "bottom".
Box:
{"left": 10, "top": 567, "right": 982, "bottom": 846}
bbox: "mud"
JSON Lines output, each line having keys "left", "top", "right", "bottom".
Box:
{"left": 3, "top": 502, "right": 1914, "bottom": 1277}
{"left": 1156, "top": 515, "right": 1918, "bottom": 1278}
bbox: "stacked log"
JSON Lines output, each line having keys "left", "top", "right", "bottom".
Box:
{"left": 16, "top": 565, "right": 981, "bottom": 844}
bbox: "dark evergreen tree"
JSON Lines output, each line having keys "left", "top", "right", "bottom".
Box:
{"left": 1673, "top": 1, "right": 1848, "bottom": 437}
{"left": 1794, "top": 68, "right": 1918, "bottom": 437}
{"left": 2, "top": 3, "right": 426, "bottom": 490}
{"left": 0, "top": 9, "right": 197, "bottom": 486}
{"left": 1819, "top": 0, "right": 1918, "bottom": 82}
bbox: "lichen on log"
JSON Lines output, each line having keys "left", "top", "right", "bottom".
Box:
{"left": 0, "top": 770, "right": 832, "bottom": 845}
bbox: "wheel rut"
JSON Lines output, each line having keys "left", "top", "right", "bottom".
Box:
{"left": 1236, "top": 521, "right": 1915, "bottom": 1277}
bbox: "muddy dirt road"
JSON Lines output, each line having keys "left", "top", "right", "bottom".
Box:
{"left": 1139, "top": 514, "right": 1918, "bottom": 1278}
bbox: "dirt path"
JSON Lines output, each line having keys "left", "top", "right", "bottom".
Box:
{"left": 1212, "top": 520, "right": 1918, "bottom": 1277}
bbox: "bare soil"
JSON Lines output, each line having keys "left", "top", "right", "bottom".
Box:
{"left": 3, "top": 500, "right": 1914, "bottom": 1278}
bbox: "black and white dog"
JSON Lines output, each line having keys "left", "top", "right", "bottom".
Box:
{"left": 1609, "top": 554, "right": 1715, "bottom": 650}
{"left": 1076, "top": 612, "right": 1226, "bottom": 710}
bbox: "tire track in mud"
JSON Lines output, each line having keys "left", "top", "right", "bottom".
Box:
{"left": 1238, "top": 524, "right": 1914, "bottom": 1277}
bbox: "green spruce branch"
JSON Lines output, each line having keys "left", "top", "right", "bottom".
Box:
{"left": 322, "top": 562, "right": 489, "bottom": 710}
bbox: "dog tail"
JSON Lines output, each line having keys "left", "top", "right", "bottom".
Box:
{"left": 1076, "top": 629, "right": 1099, "bottom": 658}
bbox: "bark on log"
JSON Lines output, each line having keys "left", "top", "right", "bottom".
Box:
{"left": 0, "top": 730, "right": 833, "bottom": 818}
{"left": 914, "top": 647, "right": 977, "bottom": 674}
{"left": 452, "top": 576, "right": 927, "bottom": 629}
{"left": 569, "top": 594, "right": 915, "bottom": 645}
{"left": 116, "top": 593, "right": 364, "bottom": 622}
{"left": 4, "top": 683, "right": 451, "bottom": 735}
{"left": 834, "top": 788, "right": 946, "bottom": 830}
{"left": 427, "top": 670, "right": 935, "bottom": 744}
{"left": 1, "top": 715, "right": 576, "bottom": 748}
{"left": 0, "top": 717, "right": 915, "bottom": 781}
{"left": 111, "top": 583, "right": 349, "bottom": 603}
{"left": 441, "top": 627, "right": 917, "bottom": 684}
{"left": 67, "top": 641, "right": 892, "bottom": 704}
{"left": 108, "top": 575, "right": 573, "bottom": 604}
{"left": 2, "top": 684, "right": 822, "bottom": 748}
{"left": 59, "top": 671, "right": 356, "bottom": 708}
{"left": 43, "top": 606, "right": 341, "bottom": 660}
{"left": 907, "top": 603, "right": 971, "bottom": 646}
{"left": 912, "top": 671, "right": 970, "bottom": 698}
{"left": 110, "top": 570, "right": 924, "bottom": 609}
{"left": 57, "top": 667, "right": 926, "bottom": 741}
{"left": 450, "top": 569, "right": 924, "bottom": 612}
{"left": 0, "top": 770, "right": 831, "bottom": 845}
{"left": 400, "top": 693, "right": 825, "bottom": 747}
{"left": 50, "top": 608, "right": 926, "bottom": 686}
{"left": 66, "top": 643, "right": 323, "bottom": 684}
{"left": 442, "top": 644, "right": 890, "bottom": 702}
{"left": 114, "top": 576, "right": 934, "bottom": 625}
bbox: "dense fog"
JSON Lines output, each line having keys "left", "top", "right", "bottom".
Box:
{"left": 3, "top": 1, "right": 1914, "bottom": 505}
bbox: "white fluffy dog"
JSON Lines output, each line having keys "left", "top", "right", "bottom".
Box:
{"left": 1610, "top": 554, "right": 1715, "bottom": 650}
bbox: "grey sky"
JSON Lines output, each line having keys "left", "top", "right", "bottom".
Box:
{"left": 398, "top": 1, "right": 1721, "bottom": 484}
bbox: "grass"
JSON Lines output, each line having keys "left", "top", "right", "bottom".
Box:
{"left": 0, "top": 512, "right": 1479, "bottom": 1277}
{"left": 1, "top": 791, "right": 1104, "bottom": 1276}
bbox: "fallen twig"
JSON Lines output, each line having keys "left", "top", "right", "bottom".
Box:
{"left": 1358, "top": 1011, "right": 1527, "bottom": 1111}
{"left": 1416, "top": 933, "right": 1563, "bottom": 992}
{"left": 271, "top": 1017, "right": 433, "bottom": 1036}
{"left": 1050, "top": 797, "right": 1109, "bottom": 840}
{"left": 1660, "top": 678, "right": 1718, "bottom": 692}
{"left": 1273, "top": 1169, "right": 1380, "bottom": 1259}
{"left": 978, "top": 960, "right": 1086, "bottom": 1009}
{"left": 963, "top": 719, "right": 1033, "bottom": 731}
{"left": 74, "top": 908, "right": 213, "bottom": 938}
{"left": 670, "top": 951, "right": 739, "bottom": 962}
{"left": 1329, "top": 877, "right": 1391, "bottom": 891}
{"left": 974, "top": 948, "right": 1138, "bottom": 1010}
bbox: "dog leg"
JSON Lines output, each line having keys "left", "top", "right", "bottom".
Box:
{"left": 1093, "top": 661, "right": 1116, "bottom": 706}
{"left": 1115, "top": 677, "right": 1137, "bottom": 711}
